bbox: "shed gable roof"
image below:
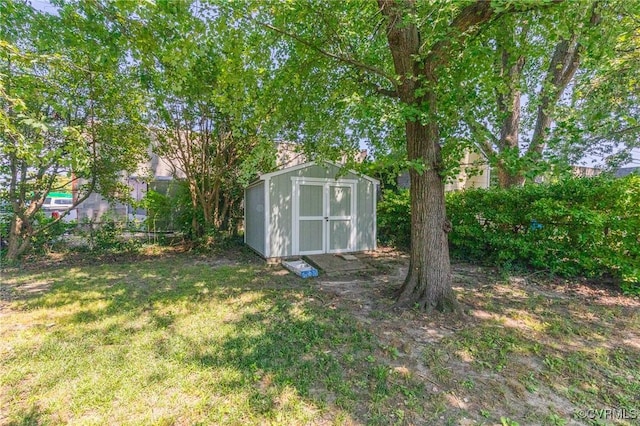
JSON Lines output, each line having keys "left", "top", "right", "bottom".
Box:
{"left": 254, "top": 161, "right": 380, "bottom": 185}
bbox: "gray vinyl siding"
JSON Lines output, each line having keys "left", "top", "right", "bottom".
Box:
{"left": 267, "top": 171, "right": 293, "bottom": 258}
{"left": 245, "top": 182, "right": 265, "bottom": 256}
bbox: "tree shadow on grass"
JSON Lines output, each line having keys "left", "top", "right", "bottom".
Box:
{"left": 13, "top": 258, "right": 261, "bottom": 314}
{"left": 440, "top": 277, "right": 640, "bottom": 421}
{"left": 6, "top": 404, "right": 44, "bottom": 426}
{"left": 4, "top": 258, "right": 432, "bottom": 424}
{"left": 157, "top": 291, "right": 421, "bottom": 424}
{"left": 15, "top": 256, "right": 633, "bottom": 424}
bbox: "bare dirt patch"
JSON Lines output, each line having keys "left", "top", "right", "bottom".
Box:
{"left": 308, "top": 249, "right": 639, "bottom": 425}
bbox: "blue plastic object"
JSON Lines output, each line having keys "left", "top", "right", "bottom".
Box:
{"left": 282, "top": 260, "right": 319, "bottom": 278}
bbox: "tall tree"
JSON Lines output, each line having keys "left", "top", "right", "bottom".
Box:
{"left": 82, "top": 1, "right": 279, "bottom": 239}
{"left": 244, "top": 0, "right": 564, "bottom": 311}
{"left": 375, "top": 0, "right": 495, "bottom": 311}
{"left": 459, "top": 1, "right": 640, "bottom": 186}
{"left": 555, "top": 0, "right": 640, "bottom": 168}
{"left": 0, "top": 0, "right": 148, "bottom": 259}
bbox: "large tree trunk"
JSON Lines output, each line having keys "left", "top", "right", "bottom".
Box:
{"left": 377, "top": 0, "right": 497, "bottom": 311}
{"left": 494, "top": 40, "right": 526, "bottom": 188}
{"left": 496, "top": 165, "right": 526, "bottom": 188}
{"left": 396, "top": 120, "right": 457, "bottom": 311}
{"left": 493, "top": 36, "right": 581, "bottom": 188}
{"left": 492, "top": 8, "right": 597, "bottom": 187}
{"left": 6, "top": 158, "right": 31, "bottom": 260}
{"left": 378, "top": 0, "right": 456, "bottom": 312}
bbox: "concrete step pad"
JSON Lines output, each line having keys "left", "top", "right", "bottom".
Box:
{"left": 304, "top": 253, "right": 374, "bottom": 276}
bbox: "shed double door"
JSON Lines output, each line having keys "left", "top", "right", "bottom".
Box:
{"left": 293, "top": 180, "right": 356, "bottom": 255}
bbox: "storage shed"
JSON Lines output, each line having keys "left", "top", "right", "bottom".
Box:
{"left": 244, "top": 161, "right": 379, "bottom": 258}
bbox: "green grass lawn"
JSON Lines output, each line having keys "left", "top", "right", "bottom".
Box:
{"left": 1, "top": 250, "right": 639, "bottom": 425}
{"left": 1, "top": 254, "right": 423, "bottom": 425}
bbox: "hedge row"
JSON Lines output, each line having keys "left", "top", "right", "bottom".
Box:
{"left": 377, "top": 175, "right": 640, "bottom": 294}
{"left": 376, "top": 189, "right": 412, "bottom": 250}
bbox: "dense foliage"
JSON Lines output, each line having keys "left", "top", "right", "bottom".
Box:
{"left": 2, "top": 0, "right": 638, "bottom": 311}
{"left": 377, "top": 176, "right": 640, "bottom": 293}
{"left": 456, "top": 1, "right": 640, "bottom": 187}
{"left": 142, "top": 180, "right": 244, "bottom": 250}
{"left": 117, "top": 1, "right": 277, "bottom": 238}
{"left": 376, "top": 189, "right": 411, "bottom": 250}
{"left": 0, "top": 1, "right": 148, "bottom": 259}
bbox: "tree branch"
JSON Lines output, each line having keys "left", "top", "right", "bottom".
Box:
{"left": 352, "top": 70, "right": 399, "bottom": 98}
{"left": 255, "top": 19, "right": 397, "bottom": 86}
{"left": 584, "top": 125, "right": 640, "bottom": 145}
{"left": 530, "top": 2, "right": 599, "bottom": 155}
{"left": 424, "top": 1, "right": 495, "bottom": 74}
{"left": 464, "top": 118, "right": 498, "bottom": 158}
{"left": 374, "top": 86, "right": 400, "bottom": 98}
{"left": 28, "top": 175, "right": 97, "bottom": 238}
{"left": 425, "top": 1, "right": 562, "bottom": 75}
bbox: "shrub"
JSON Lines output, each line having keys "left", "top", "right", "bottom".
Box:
{"left": 30, "top": 213, "right": 75, "bottom": 253}
{"left": 377, "top": 189, "right": 411, "bottom": 249}
{"left": 377, "top": 176, "right": 640, "bottom": 294}
{"left": 447, "top": 175, "right": 640, "bottom": 294}
{"left": 78, "top": 211, "right": 141, "bottom": 253}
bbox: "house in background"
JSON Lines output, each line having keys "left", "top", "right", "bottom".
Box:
{"left": 75, "top": 151, "right": 185, "bottom": 224}
{"left": 615, "top": 166, "right": 640, "bottom": 178}
{"left": 244, "top": 161, "right": 379, "bottom": 258}
{"left": 572, "top": 166, "right": 602, "bottom": 178}
{"left": 75, "top": 176, "right": 146, "bottom": 223}
{"left": 397, "top": 149, "right": 491, "bottom": 191}
{"left": 276, "top": 141, "right": 368, "bottom": 169}
{"left": 74, "top": 141, "right": 366, "bottom": 227}
{"left": 537, "top": 165, "right": 637, "bottom": 183}
{"left": 276, "top": 142, "right": 307, "bottom": 168}
{"left": 396, "top": 154, "right": 633, "bottom": 190}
